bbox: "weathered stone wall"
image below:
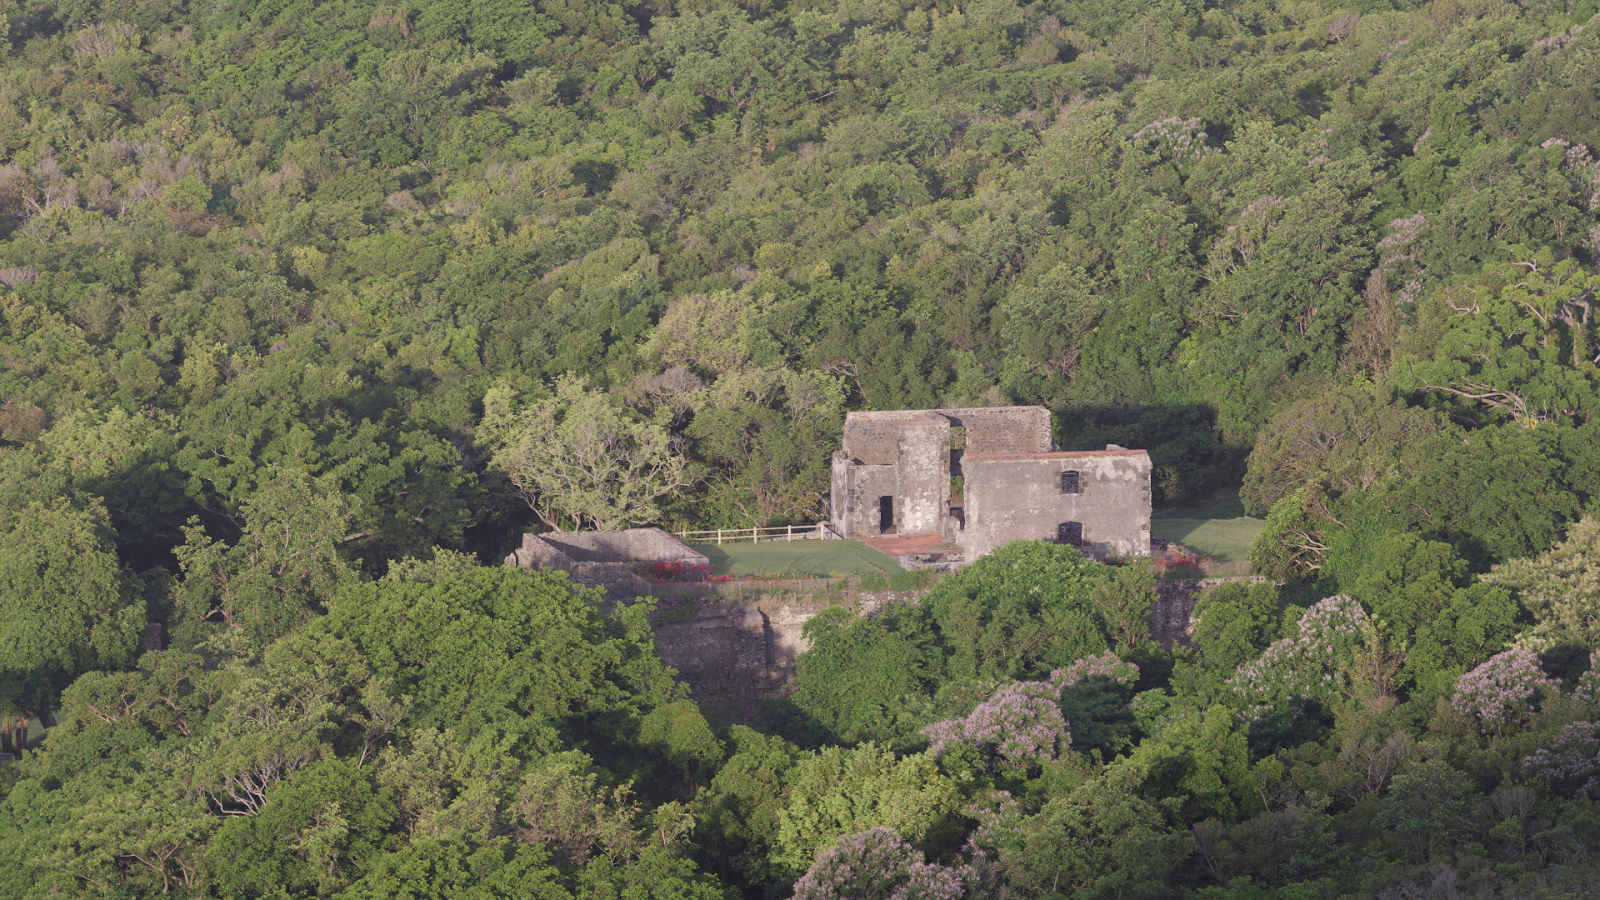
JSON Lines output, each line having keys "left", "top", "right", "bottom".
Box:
{"left": 569, "top": 562, "right": 653, "bottom": 597}
{"left": 505, "top": 532, "right": 578, "bottom": 571}
{"left": 841, "top": 416, "right": 913, "bottom": 464}
{"left": 938, "top": 407, "right": 1053, "bottom": 454}
{"left": 648, "top": 590, "right": 931, "bottom": 717}
{"left": 1149, "top": 577, "right": 1266, "bottom": 647}
{"left": 896, "top": 420, "right": 949, "bottom": 537}
{"left": 648, "top": 577, "right": 1253, "bottom": 720}
{"left": 537, "top": 528, "right": 706, "bottom": 564}
{"left": 502, "top": 529, "right": 695, "bottom": 600}
{"left": 962, "top": 451, "right": 1152, "bottom": 560}
{"left": 832, "top": 457, "right": 900, "bottom": 538}
{"left": 835, "top": 407, "right": 1054, "bottom": 541}
{"left": 841, "top": 407, "right": 1052, "bottom": 458}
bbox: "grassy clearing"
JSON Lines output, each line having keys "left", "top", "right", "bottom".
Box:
{"left": 1151, "top": 495, "right": 1264, "bottom": 563}
{"left": 692, "top": 540, "right": 908, "bottom": 577}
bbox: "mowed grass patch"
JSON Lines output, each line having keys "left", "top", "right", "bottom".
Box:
{"left": 1151, "top": 495, "right": 1264, "bottom": 563}
{"left": 692, "top": 540, "right": 907, "bottom": 578}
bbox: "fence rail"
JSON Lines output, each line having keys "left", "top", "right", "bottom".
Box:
{"left": 671, "top": 523, "right": 832, "bottom": 545}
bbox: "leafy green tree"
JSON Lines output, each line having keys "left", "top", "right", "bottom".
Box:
{"left": 693, "top": 726, "right": 801, "bottom": 887}
{"left": 1373, "top": 759, "right": 1479, "bottom": 863}
{"left": 787, "top": 606, "right": 940, "bottom": 747}
{"left": 335, "top": 839, "right": 569, "bottom": 900}
{"left": 917, "top": 541, "right": 1112, "bottom": 682}
{"left": 639, "top": 700, "right": 723, "bottom": 789}
{"left": 481, "top": 375, "right": 693, "bottom": 531}
{"left": 1484, "top": 515, "right": 1600, "bottom": 655}
{"left": 990, "top": 762, "right": 1194, "bottom": 899}
{"left": 0, "top": 495, "right": 143, "bottom": 725}
{"left": 1409, "top": 251, "right": 1600, "bottom": 425}
{"left": 205, "top": 757, "right": 398, "bottom": 899}
{"left": 1241, "top": 386, "right": 1450, "bottom": 516}
{"left": 772, "top": 744, "right": 958, "bottom": 878}
{"left": 171, "top": 467, "right": 357, "bottom": 647}
{"left": 1343, "top": 534, "right": 1518, "bottom": 699}
{"left": 321, "top": 568, "right": 685, "bottom": 752}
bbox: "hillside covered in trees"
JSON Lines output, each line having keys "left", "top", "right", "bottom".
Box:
{"left": 5, "top": 0, "right": 1600, "bottom": 895}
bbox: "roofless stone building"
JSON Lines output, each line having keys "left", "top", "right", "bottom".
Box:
{"left": 829, "top": 406, "right": 1152, "bottom": 560}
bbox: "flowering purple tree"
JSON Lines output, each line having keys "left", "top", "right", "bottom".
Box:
{"left": 1525, "top": 721, "right": 1600, "bottom": 796}
{"left": 922, "top": 678, "right": 1067, "bottom": 767}
{"left": 1231, "top": 595, "right": 1369, "bottom": 716}
{"left": 1452, "top": 649, "right": 1555, "bottom": 731}
{"left": 921, "top": 652, "right": 1138, "bottom": 769}
{"left": 1574, "top": 650, "right": 1600, "bottom": 706}
{"left": 791, "top": 827, "right": 973, "bottom": 900}
{"left": 1050, "top": 651, "right": 1141, "bottom": 690}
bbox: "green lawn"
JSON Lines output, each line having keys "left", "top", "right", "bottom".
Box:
{"left": 1151, "top": 496, "right": 1264, "bottom": 563}
{"left": 692, "top": 540, "right": 907, "bottom": 577}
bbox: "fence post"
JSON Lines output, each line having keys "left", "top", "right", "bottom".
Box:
{"left": 787, "top": 525, "right": 793, "bottom": 541}
{"left": 752, "top": 526, "right": 757, "bottom": 543}
{"left": 717, "top": 529, "right": 722, "bottom": 546}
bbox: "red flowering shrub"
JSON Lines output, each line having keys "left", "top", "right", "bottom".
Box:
{"left": 633, "top": 560, "right": 714, "bottom": 583}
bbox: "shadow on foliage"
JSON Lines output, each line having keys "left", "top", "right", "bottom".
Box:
{"left": 757, "top": 698, "right": 833, "bottom": 751}
{"left": 1055, "top": 402, "right": 1246, "bottom": 507}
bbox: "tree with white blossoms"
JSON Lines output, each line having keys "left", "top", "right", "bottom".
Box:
{"left": 480, "top": 375, "right": 693, "bottom": 531}
{"left": 1229, "top": 595, "right": 1369, "bottom": 717}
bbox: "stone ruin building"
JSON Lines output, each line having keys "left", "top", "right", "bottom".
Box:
{"left": 830, "top": 406, "right": 1152, "bottom": 560}
{"left": 504, "top": 527, "right": 708, "bottom": 598}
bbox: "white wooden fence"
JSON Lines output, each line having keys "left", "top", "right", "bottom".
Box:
{"left": 670, "top": 523, "right": 834, "bottom": 545}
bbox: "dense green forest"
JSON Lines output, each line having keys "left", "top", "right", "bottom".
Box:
{"left": 5, "top": 0, "right": 1600, "bottom": 894}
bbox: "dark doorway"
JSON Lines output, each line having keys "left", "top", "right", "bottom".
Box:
{"left": 879, "top": 496, "right": 895, "bottom": 533}
{"left": 1058, "top": 521, "right": 1083, "bottom": 545}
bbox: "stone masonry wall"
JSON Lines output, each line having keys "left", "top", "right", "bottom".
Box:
{"left": 895, "top": 419, "right": 950, "bottom": 537}
{"left": 834, "top": 407, "right": 1051, "bottom": 540}
{"left": 938, "top": 407, "right": 1052, "bottom": 454}
{"left": 962, "top": 451, "right": 1152, "bottom": 560}
{"left": 841, "top": 416, "right": 914, "bottom": 464}
{"left": 648, "top": 590, "right": 927, "bottom": 722}
{"left": 648, "top": 576, "right": 1252, "bottom": 721}
{"left": 1149, "top": 577, "right": 1264, "bottom": 647}
{"left": 537, "top": 528, "right": 707, "bottom": 564}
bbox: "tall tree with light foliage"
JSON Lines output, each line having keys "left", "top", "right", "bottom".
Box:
{"left": 481, "top": 376, "right": 693, "bottom": 531}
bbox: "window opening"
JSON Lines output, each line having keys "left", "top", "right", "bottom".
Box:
{"left": 1058, "top": 521, "right": 1083, "bottom": 545}
{"left": 879, "top": 496, "right": 895, "bottom": 533}
{"left": 1060, "top": 471, "right": 1080, "bottom": 494}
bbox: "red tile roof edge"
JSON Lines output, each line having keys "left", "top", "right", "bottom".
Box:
{"left": 963, "top": 449, "right": 1150, "bottom": 459}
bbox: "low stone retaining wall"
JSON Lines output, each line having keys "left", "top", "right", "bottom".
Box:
{"left": 648, "top": 577, "right": 1258, "bottom": 721}
{"left": 1149, "top": 577, "right": 1265, "bottom": 648}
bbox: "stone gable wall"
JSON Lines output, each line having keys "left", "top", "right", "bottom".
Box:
{"left": 962, "top": 452, "right": 1152, "bottom": 559}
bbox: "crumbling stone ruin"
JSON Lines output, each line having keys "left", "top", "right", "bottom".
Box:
{"left": 503, "top": 527, "right": 708, "bottom": 598}
{"left": 830, "top": 406, "right": 1152, "bottom": 560}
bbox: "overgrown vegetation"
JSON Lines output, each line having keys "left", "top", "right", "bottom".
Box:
{"left": 5, "top": 0, "right": 1600, "bottom": 894}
